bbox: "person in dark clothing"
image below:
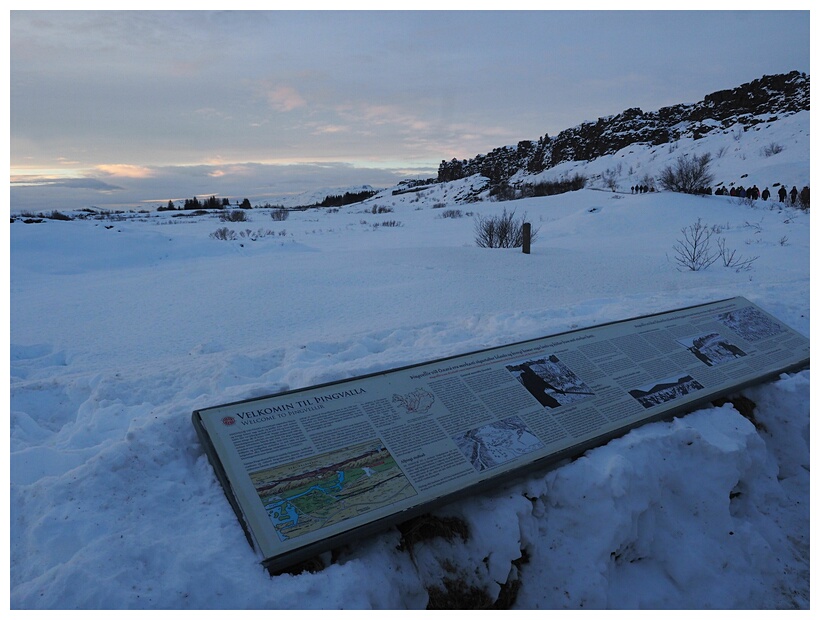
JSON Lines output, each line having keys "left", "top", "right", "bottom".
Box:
{"left": 799, "top": 186, "right": 809, "bottom": 208}
{"left": 761, "top": 187, "right": 770, "bottom": 201}
{"left": 790, "top": 186, "right": 798, "bottom": 204}
{"left": 778, "top": 186, "right": 787, "bottom": 202}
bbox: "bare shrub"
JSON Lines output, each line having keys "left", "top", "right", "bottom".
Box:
{"left": 601, "top": 168, "right": 619, "bottom": 191}
{"left": 238, "top": 228, "right": 279, "bottom": 241}
{"left": 270, "top": 208, "right": 290, "bottom": 221}
{"left": 474, "top": 208, "right": 538, "bottom": 249}
{"left": 220, "top": 210, "right": 248, "bottom": 222}
{"left": 439, "top": 209, "right": 463, "bottom": 219}
{"left": 46, "top": 210, "right": 73, "bottom": 221}
{"left": 210, "top": 227, "right": 237, "bottom": 241}
{"left": 717, "top": 237, "right": 759, "bottom": 272}
{"left": 761, "top": 142, "right": 784, "bottom": 157}
{"left": 672, "top": 218, "right": 759, "bottom": 272}
{"left": 658, "top": 153, "right": 714, "bottom": 194}
{"left": 743, "top": 219, "right": 763, "bottom": 234}
{"left": 671, "top": 218, "right": 718, "bottom": 271}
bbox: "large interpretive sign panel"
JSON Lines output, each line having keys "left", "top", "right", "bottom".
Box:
{"left": 192, "top": 297, "right": 809, "bottom": 573}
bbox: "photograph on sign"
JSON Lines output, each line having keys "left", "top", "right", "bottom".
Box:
{"left": 506, "top": 354, "right": 596, "bottom": 409}
{"left": 676, "top": 333, "right": 747, "bottom": 367}
{"left": 717, "top": 307, "right": 784, "bottom": 341}
{"left": 452, "top": 416, "right": 544, "bottom": 472}
{"left": 628, "top": 375, "right": 705, "bottom": 409}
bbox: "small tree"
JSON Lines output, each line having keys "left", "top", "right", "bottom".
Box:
{"left": 658, "top": 153, "right": 714, "bottom": 194}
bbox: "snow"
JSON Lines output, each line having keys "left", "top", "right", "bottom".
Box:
{"left": 9, "top": 113, "right": 810, "bottom": 609}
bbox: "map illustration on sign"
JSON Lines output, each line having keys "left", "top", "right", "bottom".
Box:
{"left": 250, "top": 440, "right": 417, "bottom": 542}
{"left": 453, "top": 416, "right": 544, "bottom": 472}
{"left": 392, "top": 387, "right": 435, "bottom": 415}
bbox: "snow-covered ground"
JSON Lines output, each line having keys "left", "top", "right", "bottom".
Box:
{"left": 9, "top": 113, "right": 810, "bottom": 609}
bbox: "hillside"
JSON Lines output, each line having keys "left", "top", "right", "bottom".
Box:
{"left": 435, "top": 71, "right": 809, "bottom": 192}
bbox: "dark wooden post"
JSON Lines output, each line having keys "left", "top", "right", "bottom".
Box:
{"left": 522, "top": 222, "right": 531, "bottom": 254}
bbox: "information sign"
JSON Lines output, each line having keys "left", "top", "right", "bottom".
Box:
{"left": 192, "top": 297, "right": 809, "bottom": 573}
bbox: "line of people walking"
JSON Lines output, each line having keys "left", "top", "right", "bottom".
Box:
{"left": 714, "top": 184, "right": 808, "bottom": 207}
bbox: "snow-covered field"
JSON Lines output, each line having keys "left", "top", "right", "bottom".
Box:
{"left": 9, "top": 114, "right": 810, "bottom": 609}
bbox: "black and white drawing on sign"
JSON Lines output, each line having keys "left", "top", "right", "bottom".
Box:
{"left": 628, "top": 375, "right": 705, "bottom": 409}
{"left": 717, "top": 307, "right": 783, "bottom": 342}
{"left": 392, "top": 388, "right": 435, "bottom": 415}
{"left": 452, "top": 416, "right": 544, "bottom": 472}
{"left": 507, "top": 354, "right": 595, "bottom": 409}
{"left": 677, "top": 332, "right": 747, "bottom": 366}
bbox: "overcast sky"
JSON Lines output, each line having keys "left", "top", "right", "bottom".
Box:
{"left": 8, "top": 9, "right": 811, "bottom": 210}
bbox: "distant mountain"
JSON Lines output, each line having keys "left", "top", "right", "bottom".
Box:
{"left": 437, "top": 71, "right": 810, "bottom": 189}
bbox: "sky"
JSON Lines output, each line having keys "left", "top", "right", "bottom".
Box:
{"left": 8, "top": 9, "right": 811, "bottom": 211}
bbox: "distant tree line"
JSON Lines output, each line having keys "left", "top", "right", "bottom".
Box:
{"left": 315, "top": 190, "right": 377, "bottom": 208}
{"left": 157, "top": 196, "right": 253, "bottom": 211}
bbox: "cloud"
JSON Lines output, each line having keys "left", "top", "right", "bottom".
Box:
{"left": 10, "top": 176, "right": 123, "bottom": 191}
{"left": 336, "top": 102, "right": 431, "bottom": 134}
{"left": 265, "top": 85, "right": 307, "bottom": 112}
{"left": 310, "top": 124, "right": 348, "bottom": 135}
{"left": 95, "top": 164, "right": 155, "bottom": 179}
